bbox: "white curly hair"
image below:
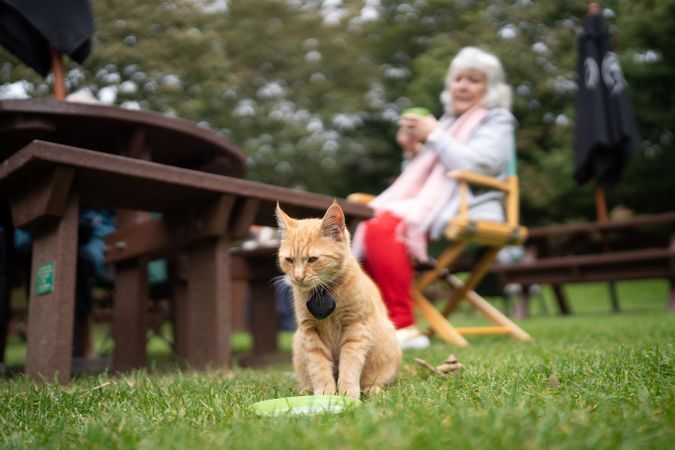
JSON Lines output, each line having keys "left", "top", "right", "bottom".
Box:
{"left": 440, "top": 46, "right": 512, "bottom": 115}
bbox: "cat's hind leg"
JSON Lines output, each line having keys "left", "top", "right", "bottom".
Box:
{"left": 362, "top": 385, "right": 382, "bottom": 396}
{"left": 360, "top": 345, "right": 401, "bottom": 395}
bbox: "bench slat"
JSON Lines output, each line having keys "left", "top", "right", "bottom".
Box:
{"left": 0, "top": 140, "right": 372, "bottom": 228}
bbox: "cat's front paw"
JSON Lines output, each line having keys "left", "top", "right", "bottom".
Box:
{"left": 313, "top": 382, "right": 337, "bottom": 396}
{"left": 338, "top": 383, "right": 361, "bottom": 399}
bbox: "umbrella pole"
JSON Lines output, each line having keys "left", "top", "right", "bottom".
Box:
{"left": 51, "top": 49, "right": 66, "bottom": 100}
{"left": 594, "top": 184, "right": 608, "bottom": 223}
{"left": 595, "top": 183, "right": 620, "bottom": 311}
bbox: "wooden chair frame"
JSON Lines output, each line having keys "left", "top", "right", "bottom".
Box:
{"left": 413, "top": 166, "right": 531, "bottom": 346}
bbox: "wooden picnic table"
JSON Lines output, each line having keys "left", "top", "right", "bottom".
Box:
{"left": 491, "top": 212, "right": 675, "bottom": 317}
{"left": 0, "top": 140, "right": 372, "bottom": 383}
{"left": 0, "top": 98, "right": 246, "bottom": 176}
{"left": 0, "top": 98, "right": 249, "bottom": 375}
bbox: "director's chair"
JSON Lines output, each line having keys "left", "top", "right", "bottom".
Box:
{"left": 349, "top": 153, "right": 531, "bottom": 346}
{"left": 412, "top": 154, "right": 531, "bottom": 346}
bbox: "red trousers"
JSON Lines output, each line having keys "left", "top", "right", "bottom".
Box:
{"left": 362, "top": 212, "right": 414, "bottom": 329}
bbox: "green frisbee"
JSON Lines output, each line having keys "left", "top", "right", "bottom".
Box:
{"left": 402, "top": 107, "right": 430, "bottom": 116}
{"left": 250, "top": 395, "right": 362, "bottom": 417}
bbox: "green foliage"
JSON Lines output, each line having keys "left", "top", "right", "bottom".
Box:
{"left": 1, "top": 0, "right": 673, "bottom": 223}
{"left": 608, "top": 0, "right": 675, "bottom": 215}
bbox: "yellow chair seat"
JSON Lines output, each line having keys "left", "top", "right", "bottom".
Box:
{"left": 445, "top": 217, "right": 528, "bottom": 247}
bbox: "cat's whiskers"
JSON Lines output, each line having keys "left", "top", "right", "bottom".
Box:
{"left": 315, "top": 278, "right": 334, "bottom": 296}
{"left": 271, "top": 275, "right": 290, "bottom": 288}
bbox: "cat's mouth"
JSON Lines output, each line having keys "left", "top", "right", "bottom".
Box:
{"left": 292, "top": 279, "right": 317, "bottom": 290}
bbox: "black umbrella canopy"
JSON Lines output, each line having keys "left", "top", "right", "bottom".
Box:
{"left": 0, "top": 0, "right": 94, "bottom": 77}
{"left": 573, "top": 10, "right": 640, "bottom": 186}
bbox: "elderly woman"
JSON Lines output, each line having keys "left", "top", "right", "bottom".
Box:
{"left": 355, "top": 46, "right": 515, "bottom": 349}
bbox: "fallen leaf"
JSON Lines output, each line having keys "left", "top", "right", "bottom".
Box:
{"left": 548, "top": 373, "right": 561, "bottom": 388}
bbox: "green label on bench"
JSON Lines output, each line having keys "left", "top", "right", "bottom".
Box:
{"left": 35, "top": 261, "right": 55, "bottom": 295}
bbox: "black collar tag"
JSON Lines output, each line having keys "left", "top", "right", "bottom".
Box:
{"left": 306, "top": 286, "right": 336, "bottom": 320}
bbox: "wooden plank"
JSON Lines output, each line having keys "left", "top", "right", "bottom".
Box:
{"left": 106, "top": 195, "right": 236, "bottom": 263}
{"left": 25, "top": 191, "right": 78, "bottom": 384}
{"left": 0, "top": 98, "right": 246, "bottom": 178}
{"left": 494, "top": 248, "right": 674, "bottom": 271}
{"left": 411, "top": 289, "right": 468, "bottom": 347}
{"left": 175, "top": 194, "right": 235, "bottom": 238}
{"left": 456, "top": 326, "right": 509, "bottom": 336}
{"left": 106, "top": 219, "right": 168, "bottom": 262}
{"left": 442, "top": 248, "right": 499, "bottom": 316}
{"left": 112, "top": 260, "right": 149, "bottom": 371}
{"left": 179, "top": 235, "right": 231, "bottom": 369}
{"left": 231, "top": 249, "right": 282, "bottom": 354}
{"left": 250, "top": 281, "right": 279, "bottom": 355}
{"left": 526, "top": 212, "right": 675, "bottom": 238}
{"left": 9, "top": 167, "right": 74, "bottom": 228}
{"left": 448, "top": 170, "right": 510, "bottom": 192}
{"left": 229, "top": 197, "right": 260, "bottom": 239}
{"left": 496, "top": 262, "right": 674, "bottom": 285}
{"left": 0, "top": 141, "right": 372, "bottom": 227}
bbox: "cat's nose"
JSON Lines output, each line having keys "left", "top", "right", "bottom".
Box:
{"left": 294, "top": 268, "right": 306, "bottom": 282}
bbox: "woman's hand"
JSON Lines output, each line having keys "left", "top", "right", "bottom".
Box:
{"left": 396, "top": 126, "right": 419, "bottom": 160}
{"left": 398, "top": 113, "right": 439, "bottom": 143}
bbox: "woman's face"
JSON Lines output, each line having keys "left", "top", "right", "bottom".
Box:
{"left": 450, "top": 68, "right": 487, "bottom": 115}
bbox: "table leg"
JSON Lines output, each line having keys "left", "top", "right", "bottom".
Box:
{"left": 112, "top": 260, "right": 148, "bottom": 371}
{"left": 552, "top": 283, "right": 571, "bottom": 315}
{"left": 179, "top": 236, "right": 231, "bottom": 369}
{"left": 250, "top": 281, "right": 278, "bottom": 355}
{"left": 25, "top": 192, "right": 78, "bottom": 384}
{"left": 0, "top": 200, "right": 11, "bottom": 364}
{"left": 171, "top": 256, "right": 189, "bottom": 361}
{"left": 512, "top": 286, "right": 530, "bottom": 320}
{"left": 608, "top": 280, "right": 620, "bottom": 313}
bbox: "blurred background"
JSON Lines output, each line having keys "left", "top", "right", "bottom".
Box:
{"left": 2, "top": 0, "right": 673, "bottom": 226}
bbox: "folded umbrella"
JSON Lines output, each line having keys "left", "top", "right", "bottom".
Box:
{"left": 574, "top": 11, "right": 640, "bottom": 186}
{"left": 0, "top": 0, "right": 94, "bottom": 77}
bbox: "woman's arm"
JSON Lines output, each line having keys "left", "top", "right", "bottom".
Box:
{"left": 424, "top": 109, "right": 515, "bottom": 176}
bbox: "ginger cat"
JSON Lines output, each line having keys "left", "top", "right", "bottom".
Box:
{"left": 276, "top": 201, "right": 401, "bottom": 398}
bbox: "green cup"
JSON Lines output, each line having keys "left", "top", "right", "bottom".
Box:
{"left": 402, "top": 107, "right": 430, "bottom": 116}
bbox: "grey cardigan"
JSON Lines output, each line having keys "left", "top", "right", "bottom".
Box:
{"left": 422, "top": 107, "right": 516, "bottom": 239}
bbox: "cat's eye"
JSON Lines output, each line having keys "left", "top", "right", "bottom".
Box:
{"left": 285, "top": 257, "right": 295, "bottom": 264}
{"left": 307, "top": 256, "right": 318, "bottom": 263}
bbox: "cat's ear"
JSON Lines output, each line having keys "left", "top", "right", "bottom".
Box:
{"left": 276, "top": 202, "right": 296, "bottom": 232}
{"left": 321, "top": 200, "right": 345, "bottom": 241}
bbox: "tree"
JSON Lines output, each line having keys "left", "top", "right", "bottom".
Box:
{"left": 2, "top": 0, "right": 673, "bottom": 224}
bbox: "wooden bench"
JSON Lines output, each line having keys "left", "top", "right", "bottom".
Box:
{"left": 490, "top": 212, "right": 675, "bottom": 318}
{"left": 0, "top": 140, "right": 372, "bottom": 383}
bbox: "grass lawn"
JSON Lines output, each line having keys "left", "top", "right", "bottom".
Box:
{"left": 1, "top": 280, "right": 673, "bottom": 449}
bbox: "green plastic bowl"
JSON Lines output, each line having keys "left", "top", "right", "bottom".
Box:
{"left": 402, "top": 107, "right": 430, "bottom": 116}
{"left": 250, "top": 395, "right": 362, "bottom": 417}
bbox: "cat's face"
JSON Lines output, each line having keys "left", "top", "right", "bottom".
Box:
{"left": 276, "top": 202, "right": 349, "bottom": 291}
